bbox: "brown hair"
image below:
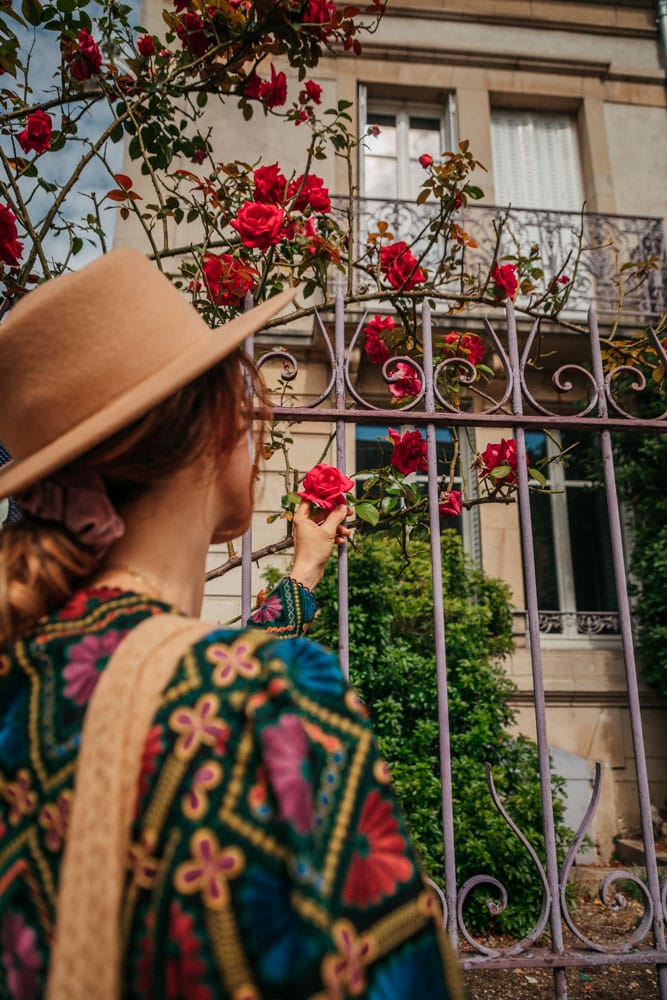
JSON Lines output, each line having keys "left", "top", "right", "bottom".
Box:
{"left": 0, "top": 349, "right": 268, "bottom": 646}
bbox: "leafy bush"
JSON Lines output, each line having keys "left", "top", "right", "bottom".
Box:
{"left": 308, "top": 531, "right": 569, "bottom": 936}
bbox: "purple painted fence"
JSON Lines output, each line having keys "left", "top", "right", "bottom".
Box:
{"left": 242, "top": 295, "right": 667, "bottom": 999}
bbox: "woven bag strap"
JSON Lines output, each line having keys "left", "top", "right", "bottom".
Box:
{"left": 46, "top": 612, "right": 215, "bottom": 1000}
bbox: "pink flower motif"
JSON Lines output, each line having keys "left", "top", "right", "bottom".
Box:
{"left": 62, "top": 630, "right": 128, "bottom": 706}
{"left": 0, "top": 911, "right": 43, "bottom": 1000}
{"left": 262, "top": 714, "right": 315, "bottom": 835}
{"left": 387, "top": 361, "right": 422, "bottom": 400}
{"left": 206, "top": 640, "right": 261, "bottom": 687}
{"left": 182, "top": 760, "right": 223, "bottom": 820}
{"left": 439, "top": 490, "right": 462, "bottom": 518}
{"left": 169, "top": 693, "right": 230, "bottom": 760}
{"left": 2, "top": 769, "right": 36, "bottom": 825}
{"left": 174, "top": 829, "right": 244, "bottom": 910}
{"left": 39, "top": 790, "right": 72, "bottom": 851}
{"left": 322, "top": 920, "right": 374, "bottom": 997}
{"left": 249, "top": 593, "right": 282, "bottom": 624}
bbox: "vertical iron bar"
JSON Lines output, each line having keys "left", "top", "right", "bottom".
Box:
{"left": 588, "top": 309, "right": 667, "bottom": 998}
{"left": 506, "top": 301, "right": 568, "bottom": 999}
{"left": 422, "top": 300, "right": 458, "bottom": 944}
{"left": 241, "top": 326, "right": 254, "bottom": 625}
{"left": 334, "top": 291, "right": 350, "bottom": 681}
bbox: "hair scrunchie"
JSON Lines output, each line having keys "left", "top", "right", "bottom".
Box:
{"left": 19, "top": 471, "right": 125, "bottom": 558}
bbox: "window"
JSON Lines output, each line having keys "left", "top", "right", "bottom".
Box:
{"left": 357, "top": 90, "right": 456, "bottom": 256}
{"left": 355, "top": 424, "right": 480, "bottom": 560}
{"left": 525, "top": 429, "right": 618, "bottom": 636}
{"left": 490, "top": 110, "right": 584, "bottom": 212}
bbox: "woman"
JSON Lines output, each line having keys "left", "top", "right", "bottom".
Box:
{"left": 0, "top": 248, "right": 462, "bottom": 999}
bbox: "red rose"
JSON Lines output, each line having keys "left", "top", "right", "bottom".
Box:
{"left": 177, "top": 12, "right": 210, "bottom": 57}
{"left": 491, "top": 263, "right": 518, "bottom": 302}
{"left": 288, "top": 174, "right": 331, "bottom": 214}
{"left": 451, "top": 192, "right": 463, "bottom": 210}
{"left": 388, "top": 428, "right": 427, "bottom": 476}
{"left": 17, "top": 110, "right": 52, "bottom": 155}
{"left": 68, "top": 29, "right": 102, "bottom": 82}
{"left": 442, "top": 331, "right": 484, "bottom": 367}
{"left": 297, "top": 463, "right": 354, "bottom": 511}
{"left": 259, "top": 64, "right": 287, "bottom": 109}
{"left": 380, "top": 241, "right": 425, "bottom": 291}
{"left": 231, "top": 201, "right": 285, "bottom": 250}
{"left": 303, "top": 0, "right": 336, "bottom": 24}
{"left": 201, "top": 253, "right": 258, "bottom": 306}
{"left": 479, "top": 437, "right": 526, "bottom": 485}
{"left": 557, "top": 274, "right": 570, "bottom": 285}
{"left": 300, "top": 80, "right": 322, "bottom": 104}
{"left": 190, "top": 148, "right": 207, "bottom": 164}
{"left": 253, "top": 163, "right": 287, "bottom": 204}
{"left": 137, "top": 34, "right": 156, "bottom": 57}
{"left": 243, "top": 72, "right": 262, "bottom": 99}
{"left": 363, "top": 315, "right": 394, "bottom": 365}
{"left": 418, "top": 153, "right": 433, "bottom": 168}
{"left": 388, "top": 361, "right": 421, "bottom": 400}
{"left": 439, "top": 490, "right": 462, "bottom": 517}
{"left": 364, "top": 333, "right": 390, "bottom": 365}
{"left": 0, "top": 204, "right": 23, "bottom": 267}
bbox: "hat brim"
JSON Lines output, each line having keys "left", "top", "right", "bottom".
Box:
{"left": 0, "top": 287, "right": 296, "bottom": 498}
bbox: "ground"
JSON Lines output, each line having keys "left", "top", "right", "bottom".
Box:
{"left": 461, "top": 897, "right": 661, "bottom": 999}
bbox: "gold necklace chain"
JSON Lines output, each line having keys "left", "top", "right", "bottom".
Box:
{"left": 93, "top": 563, "right": 166, "bottom": 603}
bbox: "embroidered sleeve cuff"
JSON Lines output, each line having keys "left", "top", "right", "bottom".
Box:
{"left": 247, "top": 576, "right": 317, "bottom": 638}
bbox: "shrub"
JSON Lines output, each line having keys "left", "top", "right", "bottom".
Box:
{"left": 308, "top": 531, "right": 569, "bottom": 936}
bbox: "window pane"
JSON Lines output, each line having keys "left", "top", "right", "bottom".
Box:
{"left": 567, "top": 487, "right": 617, "bottom": 611}
{"left": 365, "top": 116, "right": 397, "bottom": 157}
{"left": 408, "top": 118, "right": 441, "bottom": 159}
{"left": 364, "top": 156, "right": 398, "bottom": 200}
{"left": 529, "top": 491, "right": 560, "bottom": 610}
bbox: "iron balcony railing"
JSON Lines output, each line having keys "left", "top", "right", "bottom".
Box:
{"left": 336, "top": 197, "right": 667, "bottom": 320}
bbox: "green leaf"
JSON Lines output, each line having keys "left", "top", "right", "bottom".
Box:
{"left": 71, "top": 236, "right": 83, "bottom": 255}
{"left": 463, "top": 184, "right": 483, "bottom": 200}
{"left": 488, "top": 464, "right": 511, "bottom": 480}
{"left": 285, "top": 492, "right": 301, "bottom": 506}
{"left": 528, "top": 467, "right": 547, "bottom": 488}
{"left": 21, "top": 0, "right": 43, "bottom": 26}
{"left": 355, "top": 502, "right": 380, "bottom": 526}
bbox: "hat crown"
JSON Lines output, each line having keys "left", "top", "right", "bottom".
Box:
{"left": 0, "top": 248, "right": 205, "bottom": 460}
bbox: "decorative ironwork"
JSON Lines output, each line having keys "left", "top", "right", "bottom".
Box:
{"left": 243, "top": 295, "right": 667, "bottom": 999}
{"left": 337, "top": 197, "right": 667, "bottom": 319}
{"left": 536, "top": 611, "right": 621, "bottom": 636}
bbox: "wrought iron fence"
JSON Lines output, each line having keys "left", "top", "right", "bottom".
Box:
{"left": 240, "top": 296, "right": 667, "bottom": 998}
{"left": 339, "top": 197, "right": 667, "bottom": 320}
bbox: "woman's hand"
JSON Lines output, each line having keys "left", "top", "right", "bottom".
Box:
{"left": 290, "top": 500, "right": 352, "bottom": 592}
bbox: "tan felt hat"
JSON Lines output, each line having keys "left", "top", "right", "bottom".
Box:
{"left": 0, "top": 246, "right": 296, "bottom": 499}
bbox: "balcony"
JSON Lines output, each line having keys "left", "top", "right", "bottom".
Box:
{"left": 340, "top": 198, "right": 667, "bottom": 321}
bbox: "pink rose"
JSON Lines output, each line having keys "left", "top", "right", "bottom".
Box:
{"left": 388, "top": 428, "right": 427, "bottom": 476}
{"left": 17, "top": 110, "right": 52, "bottom": 155}
{"left": 363, "top": 314, "right": 394, "bottom": 365}
{"left": 297, "top": 463, "right": 354, "bottom": 510}
{"left": 253, "top": 163, "right": 288, "bottom": 205}
{"left": 439, "top": 490, "right": 462, "bottom": 517}
{"left": 388, "top": 361, "right": 422, "bottom": 400}
{"left": 491, "top": 263, "right": 518, "bottom": 302}
{"left": 418, "top": 153, "right": 433, "bottom": 168}
{"left": 231, "top": 201, "right": 285, "bottom": 250}
{"left": 0, "top": 204, "right": 23, "bottom": 266}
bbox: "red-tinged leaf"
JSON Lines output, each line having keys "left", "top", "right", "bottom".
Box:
{"left": 106, "top": 190, "right": 127, "bottom": 202}
{"left": 120, "top": 206, "right": 129, "bottom": 220}
{"left": 353, "top": 38, "right": 362, "bottom": 54}
{"left": 113, "top": 172, "right": 134, "bottom": 191}
{"left": 343, "top": 5, "right": 360, "bottom": 14}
